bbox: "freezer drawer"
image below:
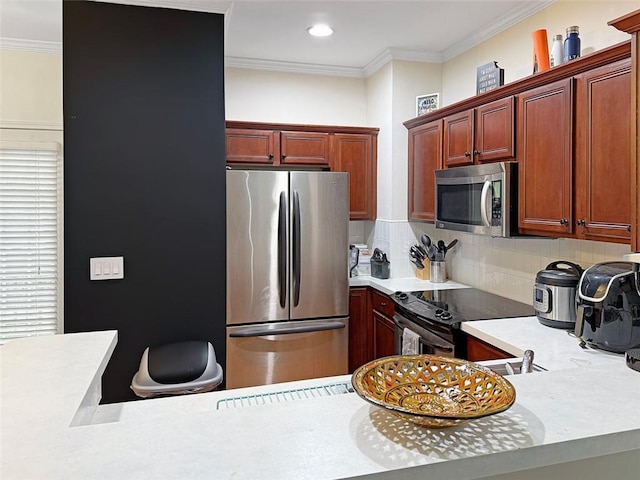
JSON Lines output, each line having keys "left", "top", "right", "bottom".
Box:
{"left": 226, "top": 317, "right": 349, "bottom": 389}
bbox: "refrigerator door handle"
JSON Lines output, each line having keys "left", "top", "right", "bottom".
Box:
{"left": 292, "top": 190, "right": 301, "bottom": 307}
{"left": 229, "top": 320, "right": 345, "bottom": 338}
{"left": 278, "top": 191, "right": 287, "bottom": 308}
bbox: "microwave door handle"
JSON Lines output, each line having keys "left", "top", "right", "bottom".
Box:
{"left": 480, "top": 180, "right": 493, "bottom": 228}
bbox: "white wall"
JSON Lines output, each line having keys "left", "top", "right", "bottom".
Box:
{"left": 225, "top": 67, "right": 367, "bottom": 126}
{"left": 442, "top": 0, "right": 635, "bottom": 105}
{"left": 0, "top": 49, "right": 62, "bottom": 128}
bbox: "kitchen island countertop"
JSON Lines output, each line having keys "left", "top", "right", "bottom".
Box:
{"left": 2, "top": 323, "right": 639, "bottom": 479}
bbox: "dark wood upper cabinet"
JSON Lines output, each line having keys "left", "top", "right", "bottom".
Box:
{"left": 443, "top": 97, "right": 515, "bottom": 168}
{"left": 474, "top": 96, "right": 515, "bottom": 163}
{"left": 332, "top": 133, "right": 377, "bottom": 220}
{"left": 225, "top": 128, "right": 276, "bottom": 165}
{"left": 518, "top": 78, "right": 574, "bottom": 236}
{"left": 408, "top": 120, "right": 442, "bottom": 222}
{"left": 609, "top": 11, "right": 640, "bottom": 252}
{"left": 280, "top": 131, "right": 329, "bottom": 166}
{"left": 574, "top": 59, "right": 632, "bottom": 243}
{"left": 443, "top": 110, "right": 474, "bottom": 167}
{"left": 226, "top": 122, "right": 378, "bottom": 220}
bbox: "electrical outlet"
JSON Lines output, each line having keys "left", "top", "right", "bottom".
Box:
{"left": 90, "top": 257, "right": 124, "bottom": 280}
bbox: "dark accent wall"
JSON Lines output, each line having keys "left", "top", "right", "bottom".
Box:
{"left": 63, "top": 0, "right": 226, "bottom": 403}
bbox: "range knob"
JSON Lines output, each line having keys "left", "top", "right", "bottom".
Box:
{"left": 394, "top": 291, "right": 408, "bottom": 301}
{"left": 440, "top": 311, "right": 453, "bottom": 321}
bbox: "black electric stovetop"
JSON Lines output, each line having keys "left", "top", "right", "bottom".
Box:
{"left": 392, "top": 288, "right": 535, "bottom": 329}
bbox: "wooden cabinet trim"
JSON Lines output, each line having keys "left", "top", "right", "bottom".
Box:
{"left": 227, "top": 120, "right": 379, "bottom": 136}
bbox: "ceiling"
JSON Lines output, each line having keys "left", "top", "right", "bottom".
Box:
{"left": 0, "top": 0, "right": 557, "bottom": 77}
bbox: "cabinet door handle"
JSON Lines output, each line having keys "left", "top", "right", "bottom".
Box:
{"left": 627, "top": 225, "right": 632, "bottom": 233}
{"left": 577, "top": 219, "right": 585, "bottom": 226}
{"left": 473, "top": 150, "right": 481, "bottom": 156}
{"left": 464, "top": 151, "right": 471, "bottom": 157}
{"left": 268, "top": 153, "right": 274, "bottom": 160}
{"left": 560, "top": 218, "right": 568, "bottom": 226}
{"left": 380, "top": 301, "right": 387, "bottom": 306}
{"left": 281, "top": 154, "right": 287, "bottom": 161}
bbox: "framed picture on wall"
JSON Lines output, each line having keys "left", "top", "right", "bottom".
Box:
{"left": 416, "top": 93, "right": 439, "bottom": 116}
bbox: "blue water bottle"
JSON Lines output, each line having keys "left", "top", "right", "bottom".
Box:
{"left": 564, "top": 26, "right": 580, "bottom": 62}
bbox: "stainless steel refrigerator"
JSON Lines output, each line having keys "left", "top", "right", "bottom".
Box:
{"left": 226, "top": 170, "right": 349, "bottom": 389}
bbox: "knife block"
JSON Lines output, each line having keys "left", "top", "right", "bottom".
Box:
{"left": 416, "top": 259, "right": 430, "bottom": 280}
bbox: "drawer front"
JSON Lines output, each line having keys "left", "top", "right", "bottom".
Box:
{"left": 370, "top": 290, "right": 394, "bottom": 317}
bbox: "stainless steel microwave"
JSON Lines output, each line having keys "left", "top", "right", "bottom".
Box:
{"left": 434, "top": 162, "right": 518, "bottom": 237}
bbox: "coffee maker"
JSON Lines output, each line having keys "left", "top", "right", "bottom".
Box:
{"left": 575, "top": 261, "right": 640, "bottom": 353}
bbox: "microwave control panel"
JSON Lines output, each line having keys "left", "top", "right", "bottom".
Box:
{"left": 491, "top": 180, "right": 502, "bottom": 226}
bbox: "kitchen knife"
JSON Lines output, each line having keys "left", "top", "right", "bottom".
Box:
{"left": 410, "top": 245, "right": 426, "bottom": 260}
{"left": 416, "top": 244, "right": 428, "bottom": 258}
{"left": 410, "top": 257, "right": 425, "bottom": 269}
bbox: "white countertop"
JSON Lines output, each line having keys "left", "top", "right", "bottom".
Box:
{"left": 2, "top": 322, "right": 640, "bottom": 479}
{"left": 349, "top": 275, "right": 468, "bottom": 295}
{"left": 461, "top": 316, "right": 625, "bottom": 371}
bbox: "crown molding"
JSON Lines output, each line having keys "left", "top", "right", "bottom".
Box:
{"left": 0, "top": 38, "right": 61, "bottom": 53}
{"left": 442, "top": 0, "right": 558, "bottom": 62}
{"left": 363, "top": 48, "right": 443, "bottom": 77}
{"left": 225, "top": 57, "right": 365, "bottom": 78}
{"left": 91, "top": 0, "right": 231, "bottom": 14}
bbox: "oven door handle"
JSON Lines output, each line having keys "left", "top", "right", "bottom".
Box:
{"left": 393, "top": 314, "right": 454, "bottom": 354}
{"left": 480, "top": 180, "right": 493, "bottom": 228}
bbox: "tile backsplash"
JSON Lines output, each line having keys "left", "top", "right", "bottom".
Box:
{"left": 349, "top": 220, "right": 631, "bottom": 305}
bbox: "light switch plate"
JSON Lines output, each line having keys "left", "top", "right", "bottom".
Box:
{"left": 90, "top": 256, "right": 124, "bottom": 280}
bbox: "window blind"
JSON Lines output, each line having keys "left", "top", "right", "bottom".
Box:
{"left": 0, "top": 142, "right": 61, "bottom": 345}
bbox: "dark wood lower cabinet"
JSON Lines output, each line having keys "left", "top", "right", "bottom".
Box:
{"left": 348, "top": 288, "right": 372, "bottom": 372}
{"left": 348, "top": 287, "right": 396, "bottom": 372}
{"left": 466, "top": 335, "right": 513, "bottom": 361}
{"left": 373, "top": 310, "right": 395, "bottom": 359}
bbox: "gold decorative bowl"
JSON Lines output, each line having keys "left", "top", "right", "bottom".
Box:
{"left": 351, "top": 355, "right": 516, "bottom": 428}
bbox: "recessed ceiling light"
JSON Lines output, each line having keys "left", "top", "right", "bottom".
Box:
{"left": 307, "top": 24, "right": 333, "bottom": 37}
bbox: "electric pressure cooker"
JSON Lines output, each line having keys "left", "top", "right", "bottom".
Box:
{"left": 533, "top": 261, "right": 583, "bottom": 328}
{"left": 575, "top": 261, "right": 640, "bottom": 354}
